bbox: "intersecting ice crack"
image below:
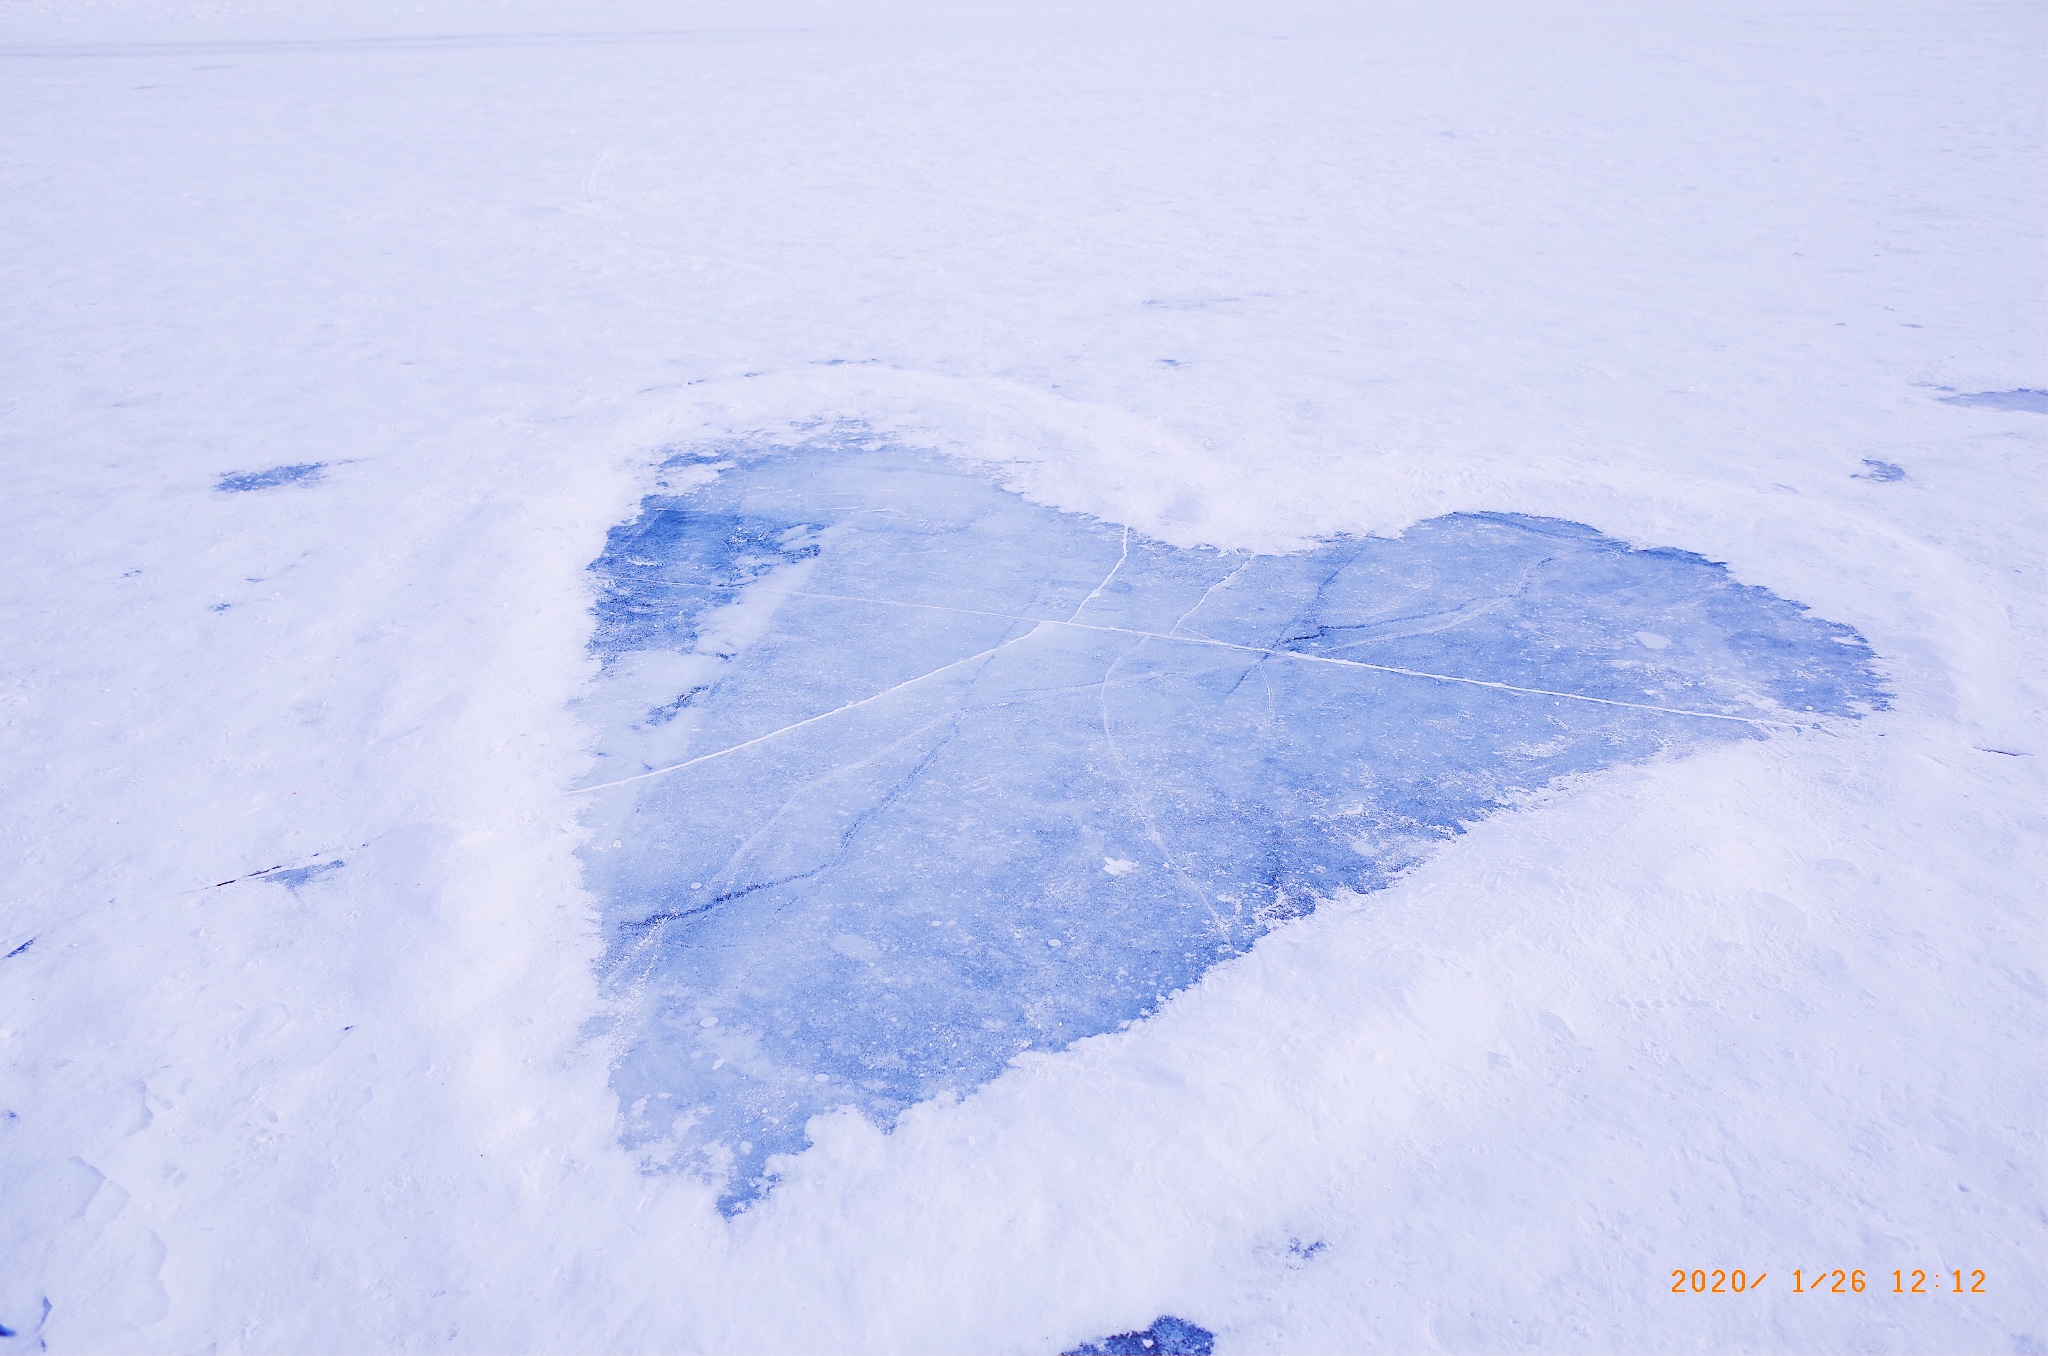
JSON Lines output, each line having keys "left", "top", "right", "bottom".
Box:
{"left": 573, "top": 433, "right": 1885, "bottom": 1209}
{"left": 1071, "top": 524, "right": 1132, "bottom": 621}
{"left": 1168, "top": 554, "right": 1254, "bottom": 639}
{"left": 573, "top": 598, "right": 1814, "bottom": 797}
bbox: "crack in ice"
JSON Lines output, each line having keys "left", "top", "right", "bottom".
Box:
{"left": 573, "top": 590, "right": 1813, "bottom": 797}
{"left": 575, "top": 439, "right": 1884, "bottom": 1207}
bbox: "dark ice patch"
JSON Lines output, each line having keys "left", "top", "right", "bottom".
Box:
{"left": 1937, "top": 389, "right": 2047, "bottom": 413}
{"left": 1065, "top": 1315, "right": 1217, "bottom": 1355}
{"left": 217, "top": 463, "right": 326, "bottom": 492}
{"left": 590, "top": 510, "right": 821, "bottom": 658}
{"left": 575, "top": 433, "right": 1887, "bottom": 1208}
{"left": 1854, "top": 459, "right": 1905, "bottom": 482}
{"left": 265, "top": 860, "right": 345, "bottom": 890}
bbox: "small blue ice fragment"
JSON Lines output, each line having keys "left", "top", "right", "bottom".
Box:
{"left": 216, "top": 463, "right": 326, "bottom": 492}
{"left": 1065, "top": 1315, "right": 1216, "bottom": 1356}
{"left": 2, "top": 938, "right": 30, "bottom": 960}
{"left": 576, "top": 433, "right": 1887, "bottom": 1208}
{"left": 1854, "top": 459, "right": 1905, "bottom": 482}
{"left": 265, "top": 860, "right": 344, "bottom": 890}
{"left": 1937, "top": 389, "right": 2047, "bottom": 413}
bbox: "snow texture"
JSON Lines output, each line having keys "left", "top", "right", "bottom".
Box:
{"left": 580, "top": 433, "right": 1884, "bottom": 1204}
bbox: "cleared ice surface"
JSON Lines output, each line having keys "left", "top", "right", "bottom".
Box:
{"left": 576, "top": 433, "right": 1887, "bottom": 1207}
{"left": 1064, "top": 1315, "right": 1216, "bottom": 1356}
{"left": 1937, "top": 388, "right": 2048, "bottom": 413}
{"left": 215, "top": 463, "right": 326, "bottom": 492}
{"left": 264, "top": 860, "right": 345, "bottom": 891}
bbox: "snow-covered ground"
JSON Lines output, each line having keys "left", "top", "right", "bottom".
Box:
{"left": 0, "top": 0, "right": 2041, "bottom": 1351}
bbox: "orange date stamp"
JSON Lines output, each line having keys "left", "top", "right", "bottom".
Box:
{"left": 1670, "top": 1268, "right": 1988, "bottom": 1295}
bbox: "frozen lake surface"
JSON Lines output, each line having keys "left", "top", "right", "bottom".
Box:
{"left": 578, "top": 435, "right": 1885, "bottom": 1203}
{"left": 2, "top": 0, "right": 2038, "bottom": 1348}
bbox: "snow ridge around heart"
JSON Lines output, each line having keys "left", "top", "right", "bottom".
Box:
{"left": 572, "top": 431, "right": 1886, "bottom": 1209}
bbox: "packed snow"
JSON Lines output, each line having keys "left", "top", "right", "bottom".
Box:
{"left": 0, "top": 0, "right": 2041, "bottom": 1352}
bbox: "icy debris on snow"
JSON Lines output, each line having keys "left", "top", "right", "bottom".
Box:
{"left": 1936, "top": 388, "right": 2048, "bottom": 413}
{"left": 215, "top": 463, "right": 327, "bottom": 492}
{"left": 1063, "top": 1314, "right": 1217, "bottom": 1355}
{"left": 1285, "top": 1238, "right": 1328, "bottom": 1265}
{"left": 574, "top": 433, "right": 1887, "bottom": 1207}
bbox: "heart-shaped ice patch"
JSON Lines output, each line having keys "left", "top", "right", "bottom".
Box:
{"left": 574, "top": 432, "right": 1884, "bottom": 1208}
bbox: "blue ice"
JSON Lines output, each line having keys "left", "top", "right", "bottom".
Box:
{"left": 576, "top": 433, "right": 1885, "bottom": 1208}
{"left": 1065, "top": 1315, "right": 1217, "bottom": 1355}
{"left": 1854, "top": 458, "right": 1906, "bottom": 482}
{"left": 264, "top": 860, "right": 344, "bottom": 890}
{"left": 216, "top": 462, "right": 325, "bottom": 492}
{"left": 1937, "top": 388, "right": 2047, "bottom": 413}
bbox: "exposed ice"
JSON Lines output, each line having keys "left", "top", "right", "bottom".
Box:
{"left": 1854, "top": 458, "right": 1906, "bottom": 482}
{"left": 1064, "top": 1314, "right": 1217, "bottom": 1356}
{"left": 575, "top": 432, "right": 1887, "bottom": 1207}
{"left": 263, "top": 860, "right": 346, "bottom": 891}
{"left": 215, "top": 463, "right": 327, "bottom": 492}
{"left": 1936, "top": 388, "right": 2048, "bottom": 413}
